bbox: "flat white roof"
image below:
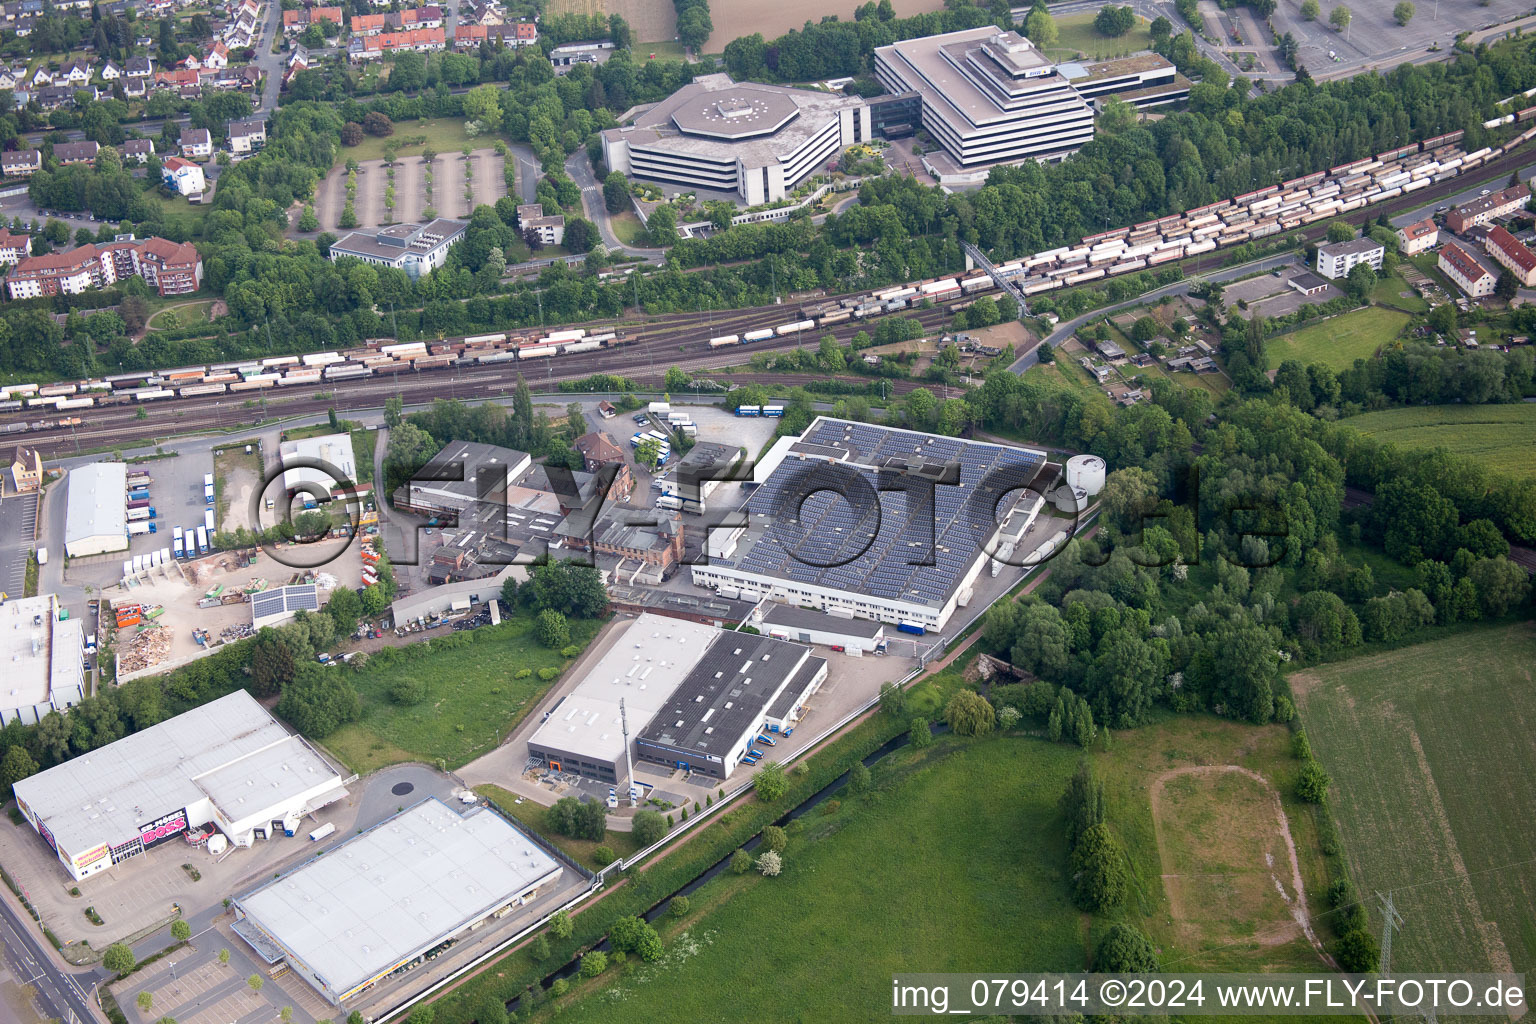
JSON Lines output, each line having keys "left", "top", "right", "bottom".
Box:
{"left": 280, "top": 433, "right": 358, "bottom": 492}
{"left": 526, "top": 613, "right": 717, "bottom": 766}
{"left": 238, "top": 799, "right": 562, "bottom": 998}
{"left": 65, "top": 462, "right": 127, "bottom": 548}
{"left": 13, "top": 690, "right": 344, "bottom": 855}
{"left": 0, "top": 595, "right": 83, "bottom": 713}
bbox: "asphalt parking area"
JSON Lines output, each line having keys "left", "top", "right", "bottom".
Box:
{"left": 0, "top": 494, "right": 38, "bottom": 595}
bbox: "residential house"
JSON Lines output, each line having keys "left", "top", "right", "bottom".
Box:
{"left": 391, "top": 5, "right": 442, "bottom": 29}
{"left": 7, "top": 445, "right": 41, "bottom": 494}
{"left": 35, "top": 85, "right": 92, "bottom": 109}
{"left": 1446, "top": 184, "right": 1531, "bottom": 234}
{"left": 99, "top": 60, "right": 122, "bottom": 80}
{"left": 125, "top": 56, "right": 153, "bottom": 78}
{"left": 1438, "top": 241, "right": 1496, "bottom": 299}
{"left": 1, "top": 148, "right": 40, "bottom": 176}
{"left": 0, "top": 229, "right": 29, "bottom": 265}
{"left": 453, "top": 24, "right": 486, "bottom": 49}
{"left": 122, "top": 139, "right": 155, "bottom": 164}
{"left": 203, "top": 41, "right": 229, "bottom": 69}
{"left": 1484, "top": 225, "right": 1536, "bottom": 288}
{"left": 122, "top": 76, "right": 146, "bottom": 98}
{"left": 28, "top": 65, "right": 50, "bottom": 87}
{"left": 59, "top": 59, "right": 90, "bottom": 84}
{"left": 0, "top": 69, "right": 16, "bottom": 90}
{"left": 226, "top": 117, "right": 266, "bottom": 155}
{"left": 350, "top": 13, "right": 386, "bottom": 34}
{"left": 348, "top": 27, "right": 446, "bottom": 60}
{"left": 1396, "top": 218, "right": 1438, "bottom": 257}
{"left": 179, "top": 127, "right": 213, "bottom": 159}
{"left": 282, "top": 5, "right": 343, "bottom": 33}
{"left": 161, "top": 156, "right": 206, "bottom": 197}
{"left": 52, "top": 141, "right": 99, "bottom": 165}
{"left": 466, "top": 1, "right": 504, "bottom": 25}
{"left": 178, "top": 53, "right": 203, "bottom": 71}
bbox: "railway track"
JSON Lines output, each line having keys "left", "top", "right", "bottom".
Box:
{"left": 18, "top": 304, "right": 958, "bottom": 457}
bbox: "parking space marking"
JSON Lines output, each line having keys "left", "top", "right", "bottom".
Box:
{"left": 182, "top": 987, "right": 264, "bottom": 1024}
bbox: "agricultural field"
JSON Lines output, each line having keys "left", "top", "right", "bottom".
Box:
{"left": 696, "top": 0, "right": 948, "bottom": 52}
{"left": 548, "top": 0, "right": 677, "bottom": 51}
{"left": 321, "top": 613, "right": 602, "bottom": 773}
{"left": 1291, "top": 623, "right": 1536, "bottom": 978}
{"left": 1264, "top": 307, "right": 1409, "bottom": 371}
{"left": 1344, "top": 404, "right": 1536, "bottom": 481}
{"left": 534, "top": 713, "right": 1332, "bottom": 1023}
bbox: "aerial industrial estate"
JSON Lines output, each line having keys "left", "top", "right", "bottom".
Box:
{"left": 0, "top": 0, "right": 1532, "bottom": 1022}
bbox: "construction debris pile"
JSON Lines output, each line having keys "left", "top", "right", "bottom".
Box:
{"left": 117, "top": 625, "right": 171, "bottom": 674}
{"left": 220, "top": 622, "right": 255, "bottom": 642}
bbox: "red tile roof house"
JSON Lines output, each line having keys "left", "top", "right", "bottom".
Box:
{"left": 1484, "top": 225, "right": 1536, "bottom": 288}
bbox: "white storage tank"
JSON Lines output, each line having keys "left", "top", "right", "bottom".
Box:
{"left": 1052, "top": 486, "right": 1089, "bottom": 515}
{"left": 1065, "top": 454, "right": 1106, "bottom": 496}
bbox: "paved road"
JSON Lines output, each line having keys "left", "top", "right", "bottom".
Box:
{"left": 1389, "top": 160, "right": 1536, "bottom": 228}
{"left": 565, "top": 149, "right": 668, "bottom": 259}
{"left": 251, "top": 0, "right": 285, "bottom": 114}
{"left": 1008, "top": 252, "right": 1296, "bottom": 371}
{"left": 0, "top": 884, "right": 103, "bottom": 1024}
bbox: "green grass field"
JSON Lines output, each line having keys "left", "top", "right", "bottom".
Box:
{"left": 1344, "top": 404, "right": 1536, "bottom": 481}
{"left": 147, "top": 300, "right": 216, "bottom": 331}
{"left": 322, "top": 614, "right": 601, "bottom": 773}
{"left": 1264, "top": 307, "right": 1409, "bottom": 371}
{"left": 341, "top": 119, "right": 494, "bottom": 164}
{"left": 1369, "top": 272, "right": 1428, "bottom": 313}
{"left": 609, "top": 209, "right": 647, "bottom": 246}
{"left": 537, "top": 711, "right": 1332, "bottom": 1023}
{"left": 1045, "top": 11, "right": 1155, "bottom": 60}
{"left": 1291, "top": 623, "right": 1536, "bottom": 977}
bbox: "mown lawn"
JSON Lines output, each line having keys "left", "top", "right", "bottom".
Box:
{"left": 1264, "top": 306, "right": 1409, "bottom": 371}
{"left": 1344, "top": 403, "right": 1536, "bottom": 481}
{"left": 608, "top": 209, "right": 647, "bottom": 246}
{"left": 1369, "top": 272, "right": 1428, "bottom": 313}
{"left": 322, "top": 614, "right": 601, "bottom": 773}
{"left": 1045, "top": 11, "right": 1155, "bottom": 60}
{"left": 538, "top": 713, "right": 1332, "bottom": 1023}
{"left": 341, "top": 119, "right": 496, "bottom": 164}
{"left": 1291, "top": 623, "right": 1536, "bottom": 977}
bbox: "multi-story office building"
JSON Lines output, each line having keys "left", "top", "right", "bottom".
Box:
{"left": 601, "top": 73, "right": 870, "bottom": 205}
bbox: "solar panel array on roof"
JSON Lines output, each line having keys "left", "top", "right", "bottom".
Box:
{"left": 252, "top": 585, "right": 320, "bottom": 620}
{"left": 732, "top": 420, "right": 1043, "bottom": 607}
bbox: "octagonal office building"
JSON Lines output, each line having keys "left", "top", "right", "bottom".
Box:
{"left": 601, "top": 73, "right": 871, "bottom": 204}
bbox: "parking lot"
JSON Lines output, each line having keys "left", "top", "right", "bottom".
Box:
{"left": 0, "top": 492, "right": 38, "bottom": 595}
{"left": 1225, "top": 263, "right": 1346, "bottom": 321}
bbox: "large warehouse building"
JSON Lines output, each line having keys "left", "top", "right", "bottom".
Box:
{"left": 65, "top": 462, "right": 129, "bottom": 558}
{"left": 691, "top": 418, "right": 1049, "bottom": 633}
{"left": 526, "top": 614, "right": 718, "bottom": 783}
{"left": 0, "top": 594, "right": 86, "bottom": 726}
{"left": 874, "top": 29, "right": 1095, "bottom": 174}
{"left": 13, "top": 690, "right": 348, "bottom": 881}
{"left": 527, "top": 614, "right": 826, "bottom": 782}
{"left": 634, "top": 630, "right": 826, "bottom": 779}
{"left": 233, "top": 798, "right": 563, "bottom": 1004}
{"left": 601, "top": 73, "right": 871, "bottom": 204}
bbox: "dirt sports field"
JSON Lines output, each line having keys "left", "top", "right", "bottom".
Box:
{"left": 1291, "top": 622, "right": 1536, "bottom": 978}
{"left": 548, "top": 0, "right": 947, "bottom": 52}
